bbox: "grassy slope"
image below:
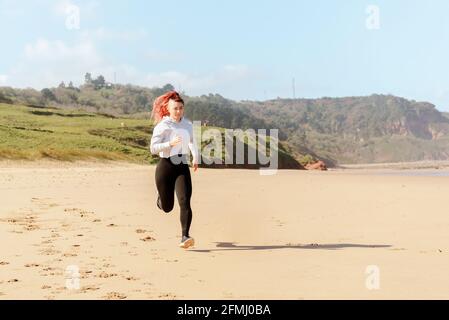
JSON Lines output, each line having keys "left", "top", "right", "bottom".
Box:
{"left": 0, "top": 103, "right": 157, "bottom": 163}
{"left": 0, "top": 103, "right": 302, "bottom": 168}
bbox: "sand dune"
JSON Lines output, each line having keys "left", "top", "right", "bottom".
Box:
{"left": 1, "top": 160, "right": 449, "bottom": 299}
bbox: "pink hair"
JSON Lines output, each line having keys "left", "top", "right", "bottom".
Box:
{"left": 151, "top": 91, "right": 184, "bottom": 123}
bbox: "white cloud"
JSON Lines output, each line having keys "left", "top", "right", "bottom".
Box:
{"left": 7, "top": 37, "right": 154, "bottom": 89}
{"left": 8, "top": 38, "right": 103, "bottom": 88}
{"left": 24, "top": 38, "right": 99, "bottom": 63}
{"left": 7, "top": 35, "right": 260, "bottom": 100}
{"left": 145, "top": 64, "right": 256, "bottom": 96}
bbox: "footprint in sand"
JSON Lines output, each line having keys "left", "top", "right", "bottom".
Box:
{"left": 0, "top": 261, "right": 9, "bottom": 266}
{"left": 102, "top": 262, "right": 115, "bottom": 267}
{"left": 41, "top": 285, "right": 52, "bottom": 290}
{"left": 141, "top": 236, "right": 156, "bottom": 242}
{"left": 40, "top": 271, "right": 63, "bottom": 277}
{"left": 24, "top": 263, "right": 41, "bottom": 267}
{"left": 31, "top": 198, "right": 60, "bottom": 211}
{"left": 80, "top": 285, "right": 100, "bottom": 292}
{"left": 104, "top": 292, "right": 127, "bottom": 300}
{"left": 64, "top": 208, "right": 95, "bottom": 219}
{"left": 7, "top": 279, "right": 19, "bottom": 283}
{"left": 54, "top": 287, "right": 66, "bottom": 291}
{"left": 97, "top": 271, "right": 118, "bottom": 278}
{"left": 50, "top": 231, "right": 61, "bottom": 239}
{"left": 1, "top": 214, "right": 40, "bottom": 232}
{"left": 158, "top": 293, "right": 177, "bottom": 299}
{"left": 25, "top": 224, "right": 40, "bottom": 231}
{"left": 62, "top": 253, "right": 78, "bottom": 257}
{"left": 42, "top": 267, "right": 56, "bottom": 272}
{"left": 271, "top": 218, "right": 285, "bottom": 227}
{"left": 39, "top": 248, "right": 61, "bottom": 256}
{"left": 80, "top": 270, "right": 93, "bottom": 279}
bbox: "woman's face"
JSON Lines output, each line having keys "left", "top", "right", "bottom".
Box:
{"left": 167, "top": 99, "right": 184, "bottom": 122}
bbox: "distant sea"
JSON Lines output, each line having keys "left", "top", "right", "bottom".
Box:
{"left": 373, "top": 170, "right": 449, "bottom": 177}
{"left": 337, "top": 161, "right": 449, "bottom": 176}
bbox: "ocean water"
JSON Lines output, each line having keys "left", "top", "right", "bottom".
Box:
{"left": 373, "top": 170, "right": 449, "bottom": 177}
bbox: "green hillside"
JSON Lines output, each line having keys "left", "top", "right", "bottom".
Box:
{"left": 242, "top": 94, "right": 449, "bottom": 164}
{"left": 0, "top": 103, "right": 155, "bottom": 162}
{"left": 0, "top": 103, "right": 301, "bottom": 168}
{"left": 5, "top": 79, "right": 448, "bottom": 165}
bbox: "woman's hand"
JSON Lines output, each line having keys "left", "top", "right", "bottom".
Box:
{"left": 193, "top": 161, "right": 198, "bottom": 172}
{"left": 169, "top": 135, "right": 182, "bottom": 147}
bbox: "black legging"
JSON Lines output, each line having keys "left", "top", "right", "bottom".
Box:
{"left": 155, "top": 154, "right": 193, "bottom": 237}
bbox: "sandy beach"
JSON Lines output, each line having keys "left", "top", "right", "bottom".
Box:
{"left": 1, "top": 160, "right": 449, "bottom": 299}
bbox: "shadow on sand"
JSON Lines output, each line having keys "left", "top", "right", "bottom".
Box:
{"left": 190, "top": 242, "right": 392, "bottom": 253}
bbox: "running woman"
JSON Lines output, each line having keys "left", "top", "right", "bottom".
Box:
{"left": 150, "top": 91, "right": 199, "bottom": 249}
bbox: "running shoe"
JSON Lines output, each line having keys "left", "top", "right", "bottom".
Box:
{"left": 179, "top": 236, "right": 195, "bottom": 249}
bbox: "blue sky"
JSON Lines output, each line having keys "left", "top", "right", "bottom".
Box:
{"left": 1, "top": 0, "right": 449, "bottom": 111}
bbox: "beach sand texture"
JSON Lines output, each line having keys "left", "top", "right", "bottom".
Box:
{"left": 1, "top": 161, "right": 449, "bottom": 299}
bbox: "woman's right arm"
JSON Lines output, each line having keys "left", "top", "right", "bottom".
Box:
{"left": 150, "top": 124, "right": 171, "bottom": 154}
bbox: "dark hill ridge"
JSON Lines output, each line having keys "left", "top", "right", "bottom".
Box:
{"left": 242, "top": 94, "right": 449, "bottom": 164}
{"left": 243, "top": 95, "right": 449, "bottom": 140}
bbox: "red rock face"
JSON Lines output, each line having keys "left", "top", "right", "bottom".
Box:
{"left": 305, "top": 160, "right": 327, "bottom": 170}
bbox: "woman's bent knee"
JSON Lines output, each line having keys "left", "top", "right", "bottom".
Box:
{"left": 161, "top": 202, "right": 174, "bottom": 213}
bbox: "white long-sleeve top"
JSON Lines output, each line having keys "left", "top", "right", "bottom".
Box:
{"left": 150, "top": 116, "right": 199, "bottom": 163}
